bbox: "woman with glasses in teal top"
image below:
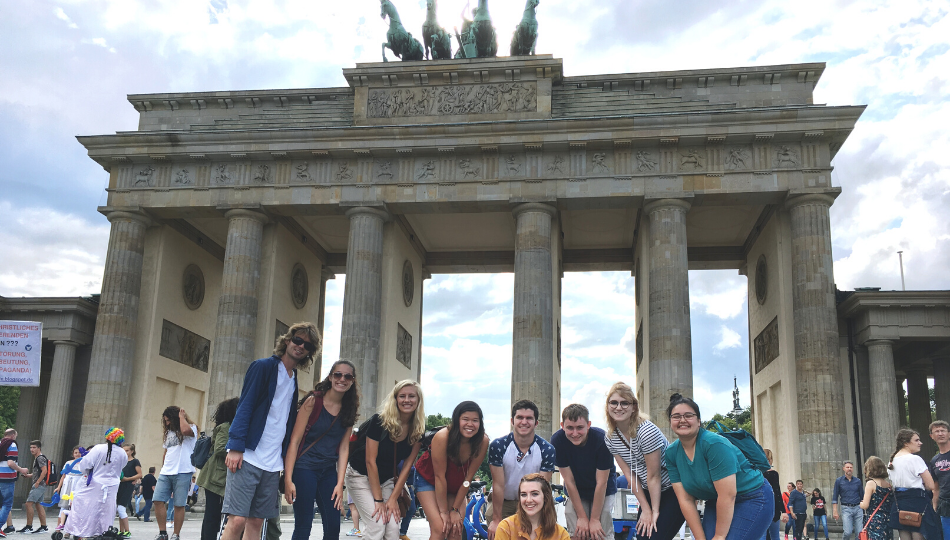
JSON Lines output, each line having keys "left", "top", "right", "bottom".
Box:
{"left": 665, "top": 393, "right": 773, "bottom": 540}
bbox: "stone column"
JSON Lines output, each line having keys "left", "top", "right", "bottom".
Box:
{"left": 906, "top": 369, "right": 934, "bottom": 457}
{"left": 511, "top": 203, "right": 557, "bottom": 440}
{"left": 207, "top": 209, "right": 268, "bottom": 418}
{"left": 80, "top": 211, "right": 149, "bottom": 443}
{"left": 40, "top": 341, "right": 78, "bottom": 465}
{"left": 785, "top": 192, "right": 848, "bottom": 491}
{"left": 339, "top": 207, "right": 389, "bottom": 420}
{"left": 867, "top": 340, "right": 901, "bottom": 459}
{"left": 934, "top": 357, "right": 950, "bottom": 424}
{"left": 643, "top": 199, "right": 693, "bottom": 434}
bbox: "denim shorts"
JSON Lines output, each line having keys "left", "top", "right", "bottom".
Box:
{"left": 414, "top": 469, "right": 435, "bottom": 492}
{"left": 153, "top": 472, "right": 192, "bottom": 507}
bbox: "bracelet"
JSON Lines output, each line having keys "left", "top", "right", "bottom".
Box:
{"left": 374, "top": 499, "right": 384, "bottom": 503}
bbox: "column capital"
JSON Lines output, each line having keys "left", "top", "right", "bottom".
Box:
{"left": 344, "top": 206, "right": 391, "bottom": 222}
{"left": 512, "top": 202, "right": 557, "bottom": 219}
{"left": 106, "top": 210, "right": 152, "bottom": 227}
{"left": 52, "top": 340, "right": 79, "bottom": 349}
{"left": 321, "top": 268, "right": 336, "bottom": 281}
{"left": 643, "top": 198, "right": 692, "bottom": 214}
{"left": 224, "top": 208, "right": 269, "bottom": 223}
{"left": 865, "top": 339, "right": 895, "bottom": 349}
{"left": 785, "top": 188, "right": 841, "bottom": 211}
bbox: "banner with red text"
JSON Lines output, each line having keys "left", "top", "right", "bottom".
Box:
{"left": 0, "top": 321, "right": 42, "bottom": 387}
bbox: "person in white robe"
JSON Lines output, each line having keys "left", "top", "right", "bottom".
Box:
{"left": 65, "top": 428, "right": 128, "bottom": 539}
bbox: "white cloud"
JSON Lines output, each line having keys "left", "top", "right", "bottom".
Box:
{"left": 714, "top": 326, "right": 742, "bottom": 353}
{"left": 54, "top": 7, "right": 79, "bottom": 29}
{"left": 688, "top": 271, "right": 748, "bottom": 320}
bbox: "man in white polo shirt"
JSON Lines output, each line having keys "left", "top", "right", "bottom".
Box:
{"left": 486, "top": 399, "right": 556, "bottom": 540}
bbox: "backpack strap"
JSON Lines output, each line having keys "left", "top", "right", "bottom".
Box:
{"left": 297, "top": 392, "right": 340, "bottom": 458}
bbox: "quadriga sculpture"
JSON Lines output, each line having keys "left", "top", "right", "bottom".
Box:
{"left": 454, "top": 0, "right": 497, "bottom": 58}
{"left": 423, "top": 0, "right": 452, "bottom": 60}
{"left": 510, "top": 0, "right": 539, "bottom": 56}
{"left": 380, "top": 0, "right": 424, "bottom": 62}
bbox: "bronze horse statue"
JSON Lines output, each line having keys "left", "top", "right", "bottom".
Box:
{"left": 454, "top": 0, "right": 497, "bottom": 58}
{"left": 510, "top": 0, "right": 539, "bottom": 56}
{"left": 423, "top": 0, "right": 452, "bottom": 60}
{"left": 380, "top": 0, "right": 424, "bottom": 62}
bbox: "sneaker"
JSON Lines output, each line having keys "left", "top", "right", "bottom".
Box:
{"left": 16, "top": 526, "right": 32, "bottom": 534}
{"left": 346, "top": 529, "right": 361, "bottom": 537}
{"left": 29, "top": 527, "right": 48, "bottom": 534}
{"left": 2, "top": 528, "right": 12, "bottom": 535}
{"left": 170, "top": 535, "right": 180, "bottom": 540}
{"left": 120, "top": 532, "right": 132, "bottom": 538}
{"left": 154, "top": 534, "right": 168, "bottom": 540}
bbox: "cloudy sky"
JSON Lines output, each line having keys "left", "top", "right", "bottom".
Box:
{"left": 2, "top": 0, "right": 948, "bottom": 438}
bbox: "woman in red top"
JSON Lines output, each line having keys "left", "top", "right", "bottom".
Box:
{"left": 414, "top": 401, "right": 490, "bottom": 540}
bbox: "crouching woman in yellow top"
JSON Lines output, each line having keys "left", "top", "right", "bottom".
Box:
{"left": 495, "top": 473, "right": 570, "bottom": 540}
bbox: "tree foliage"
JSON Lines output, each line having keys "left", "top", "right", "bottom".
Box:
{"left": 709, "top": 406, "right": 753, "bottom": 434}
{"left": 0, "top": 387, "right": 19, "bottom": 433}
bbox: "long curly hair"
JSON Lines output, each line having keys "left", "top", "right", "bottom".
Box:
{"left": 312, "top": 360, "right": 360, "bottom": 428}
{"left": 888, "top": 428, "right": 918, "bottom": 469}
{"left": 161, "top": 406, "right": 184, "bottom": 445}
{"left": 447, "top": 401, "right": 485, "bottom": 464}
{"left": 515, "top": 473, "right": 558, "bottom": 539}
{"left": 212, "top": 397, "right": 239, "bottom": 426}
{"left": 379, "top": 380, "right": 425, "bottom": 445}
{"left": 273, "top": 322, "right": 321, "bottom": 369}
{"left": 604, "top": 381, "right": 648, "bottom": 439}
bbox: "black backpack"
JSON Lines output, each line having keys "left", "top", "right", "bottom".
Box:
{"left": 191, "top": 432, "right": 213, "bottom": 469}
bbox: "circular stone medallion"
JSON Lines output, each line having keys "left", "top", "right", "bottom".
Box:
{"left": 755, "top": 255, "right": 768, "bottom": 305}
{"left": 402, "top": 260, "right": 414, "bottom": 307}
{"left": 182, "top": 264, "right": 205, "bottom": 310}
{"left": 291, "top": 263, "right": 309, "bottom": 309}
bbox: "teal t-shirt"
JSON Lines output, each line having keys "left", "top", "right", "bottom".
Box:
{"left": 666, "top": 429, "right": 763, "bottom": 500}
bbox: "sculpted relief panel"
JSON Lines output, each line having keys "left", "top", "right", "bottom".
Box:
{"left": 366, "top": 82, "right": 538, "bottom": 118}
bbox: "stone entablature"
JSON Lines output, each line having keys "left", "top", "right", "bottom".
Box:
{"left": 0, "top": 296, "right": 98, "bottom": 344}
{"left": 839, "top": 290, "right": 950, "bottom": 343}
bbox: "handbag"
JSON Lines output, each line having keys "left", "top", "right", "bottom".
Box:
{"left": 898, "top": 510, "right": 923, "bottom": 528}
{"left": 393, "top": 437, "right": 412, "bottom": 518}
{"left": 858, "top": 489, "right": 889, "bottom": 540}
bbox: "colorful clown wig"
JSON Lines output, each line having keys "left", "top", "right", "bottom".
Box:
{"left": 105, "top": 427, "right": 125, "bottom": 445}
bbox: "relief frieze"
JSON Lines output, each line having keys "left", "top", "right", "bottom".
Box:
{"left": 366, "top": 82, "right": 537, "bottom": 118}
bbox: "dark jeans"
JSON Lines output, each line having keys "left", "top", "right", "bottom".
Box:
{"left": 201, "top": 490, "right": 224, "bottom": 540}
{"left": 785, "top": 515, "right": 795, "bottom": 535}
{"left": 704, "top": 481, "right": 774, "bottom": 540}
{"left": 793, "top": 512, "right": 806, "bottom": 540}
{"left": 636, "top": 487, "right": 686, "bottom": 540}
{"left": 292, "top": 465, "right": 341, "bottom": 540}
{"left": 400, "top": 488, "right": 416, "bottom": 535}
{"left": 137, "top": 498, "right": 154, "bottom": 521}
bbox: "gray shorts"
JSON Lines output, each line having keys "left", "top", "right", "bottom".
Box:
{"left": 26, "top": 485, "right": 46, "bottom": 503}
{"left": 222, "top": 461, "right": 280, "bottom": 519}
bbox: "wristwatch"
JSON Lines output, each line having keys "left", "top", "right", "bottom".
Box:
{"left": 462, "top": 480, "right": 471, "bottom": 488}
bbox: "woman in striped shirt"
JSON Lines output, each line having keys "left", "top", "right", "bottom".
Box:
{"left": 604, "top": 382, "right": 685, "bottom": 540}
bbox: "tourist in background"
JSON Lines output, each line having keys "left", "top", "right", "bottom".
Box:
{"left": 414, "top": 401, "right": 489, "bottom": 540}
{"left": 604, "top": 382, "right": 684, "bottom": 540}
{"left": 197, "top": 396, "right": 238, "bottom": 540}
{"left": 347, "top": 493, "right": 363, "bottom": 537}
{"left": 493, "top": 473, "right": 570, "bottom": 540}
{"left": 152, "top": 405, "right": 198, "bottom": 540}
{"left": 783, "top": 483, "right": 796, "bottom": 540}
{"left": 810, "top": 488, "right": 827, "bottom": 540}
{"left": 398, "top": 462, "right": 416, "bottom": 540}
{"left": 137, "top": 466, "right": 157, "bottom": 522}
{"left": 787, "top": 481, "right": 807, "bottom": 540}
{"left": 346, "top": 380, "right": 425, "bottom": 540}
{"left": 52, "top": 445, "right": 85, "bottom": 532}
{"left": 887, "top": 428, "right": 940, "bottom": 540}
{"left": 760, "top": 449, "right": 786, "bottom": 540}
{"left": 116, "top": 443, "right": 142, "bottom": 538}
{"left": 665, "top": 393, "right": 773, "bottom": 540}
{"left": 551, "top": 403, "right": 618, "bottom": 540}
{"left": 284, "top": 359, "right": 359, "bottom": 540}
{"left": 65, "top": 428, "right": 129, "bottom": 539}
{"left": 859, "top": 456, "right": 893, "bottom": 540}
{"left": 0, "top": 429, "right": 27, "bottom": 535}
{"left": 832, "top": 461, "right": 864, "bottom": 540}
{"left": 929, "top": 420, "right": 950, "bottom": 540}
{"left": 19, "top": 440, "right": 50, "bottom": 534}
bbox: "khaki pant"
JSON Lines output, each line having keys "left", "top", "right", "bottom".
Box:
{"left": 485, "top": 498, "right": 519, "bottom": 521}
{"left": 345, "top": 465, "right": 399, "bottom": 540}
{"left": 565, "top": 494, "right": 615, "bottom": 538}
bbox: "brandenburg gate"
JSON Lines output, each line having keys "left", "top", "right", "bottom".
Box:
{"left": 74, "top": 54, "right": 863, "bottom": 492}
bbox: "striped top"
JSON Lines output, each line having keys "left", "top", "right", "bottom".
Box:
{"left": 0, "top": 441, "right": 18, "bottom": 482}
{"left": 604, "top": 420, "right": 672, "bottom": 492}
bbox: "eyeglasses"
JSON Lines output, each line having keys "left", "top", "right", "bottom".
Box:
{"left": 670, "top": 413, "right": 698, "bottom": 421}
{"left": 608, "top": 400, "right": 632, "bottom": 409}
{"left": 290, "top": 335, "right": 317, "bottom": 353}
{"left": 331, "top": 371, "right": 356, "bottom": 382}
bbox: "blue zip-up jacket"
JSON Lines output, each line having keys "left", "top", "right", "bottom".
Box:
{"left": 787, "top": 488, "right": 807, "bottom": 515}
{"left": 227, "top": 355, "right": 298, "bottom": 455}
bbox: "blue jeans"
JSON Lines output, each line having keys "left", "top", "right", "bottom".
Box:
{"left": 813, "top": 515, "right": 827, "bottom": 539}
{"left": 940, "top": 516, "right": 950, "bottom": 540}
{"left": 841, "top": 504, "right": 864, "bottom": 540}
{"left": 703, "top": 481, "right": 774, "bottom": 540}
{"left": 292, "top": 465, "right": 341, "bottom": 540}
{"left": 137, "top": 498, "right": 154, "bottom": 521}
{"left": 400, "top": 487, "right": 416, "bottom": 535}
{"left": 0, "top": 481, "right": 14, "bottom": 524}
{"left": 764, "top": 518, "right": 781, "bottom": 540}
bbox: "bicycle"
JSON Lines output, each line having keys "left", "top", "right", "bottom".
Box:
{"left": 462, "top": 481, "right": 489, "bottom": 540}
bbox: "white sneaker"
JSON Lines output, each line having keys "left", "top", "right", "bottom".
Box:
{"left": 346, "top": 529, "right": 361, "bottom": 537}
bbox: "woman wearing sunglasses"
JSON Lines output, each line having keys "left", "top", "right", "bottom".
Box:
{"left": 494, "top": 473, "right": 570, "bottom": 540}
{"left": 284, "top": 360, "right": 361, "bottom": 540}
{"left": 346, "top": 380, "right": 425, "bottom": 540}
{"left": 665, "top": 393, "right": 773, "bottom": 540}
{"left": 604, "top": 382, "right": 684, "bottom": 540}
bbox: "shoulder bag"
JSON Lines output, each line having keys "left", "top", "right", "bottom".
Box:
{"left": 393, "top": 436, "right": 412, "bottom": 518}
{"left": 859, "top": 490, "right": 890, "bottom": 540}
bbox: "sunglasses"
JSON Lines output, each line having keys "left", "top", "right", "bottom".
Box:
{"left": 608, "top": 400, "right": 632, "bottom": 409}
{"left": 331, "top": 371, "right": 356, "bottom": 382}
{"left": 290, "top": 335, "right": 316, "bottom": 353}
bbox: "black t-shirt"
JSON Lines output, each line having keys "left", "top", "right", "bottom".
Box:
{"left": 348, "top": 414, "right": 414, "bottom": 482}
{"left": 116, "top": 458, "right": 141, "bottom": 505}
{"left": 551, "top": 427, "right": 618, "bottom": 501}
{"left": 811, "top": 495, "right": 826, "bottom": 516}
{"left": 141, "top": 474, "right": 157, "bottom": 499}
{"left": 930, "top": 451, "right": 950, "bottom": 501}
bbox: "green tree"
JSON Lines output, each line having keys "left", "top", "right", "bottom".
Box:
{"left": 709, "top": 406, "right": 753, "bottom": 434}
{"left": 426, "top": 413, "right": 451, "bottom": 430}
{"left": 0, "top": 387, "right": 19, "bottom": 433}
